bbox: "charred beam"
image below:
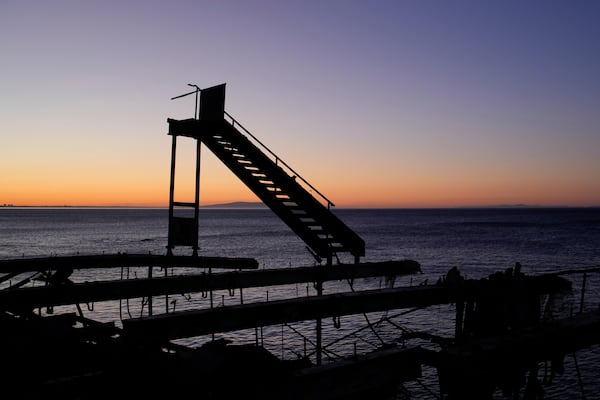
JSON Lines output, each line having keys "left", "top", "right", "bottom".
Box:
{"left": 122, "top": 274, "right": 570, "bottom": 342}
{"left": 0, "top": 254, "right": 258, "bottom": 274}
{"left": 122, "top": 286, "right": 454, "bottom": 342}
{"left": 0, "top": 260, "right": 420, "bottom": 310}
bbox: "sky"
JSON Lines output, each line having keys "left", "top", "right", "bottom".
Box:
{"left": 1, "top": 1, "right": 599, "bottom": 208}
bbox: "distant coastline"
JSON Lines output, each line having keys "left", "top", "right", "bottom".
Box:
{"left": 0, "top": 202, "right": 268, "bottom": 209}
{"left": 201, "top": 201, "right": 267, "bottom": 209}
{"left": 1, "top": 202, "right": 597, "bottom": 209}
{"left": 456, "top": 204, "right": 565, "bottom": 209}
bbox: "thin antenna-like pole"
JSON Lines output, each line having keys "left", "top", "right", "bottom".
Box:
{"left": 170, "top": 84, "right": 201, "bottom": 119}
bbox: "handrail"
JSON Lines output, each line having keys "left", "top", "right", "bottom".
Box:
{"left": 224, "top": 111, "right": 335, "bottom": 208}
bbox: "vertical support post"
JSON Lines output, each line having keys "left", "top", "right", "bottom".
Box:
{"left": 194, "top": 88, "right": 199, "bottom": 120}
{"left": 165, "top": 266, "right": 169, "bottom": 314}
{"left": 167, "top": 135, "right": 177, "bottom": 256}
{"left": 579, "top": 272, "right": 587, "bottom": 314}
{"left": 193, "top": 138, "right": 201, "bottom": 257}
{"left": 315, "top": 309, "right": 322, "bottom": 366}
{"left": 315, "top": 254, "right": 331, "bottom": 366}
{"left": 148, "top": 266, "right": 153, "bottom": 316}
{"left": 210, "top": 266, "right": 215, "bottom": 341}
{"left": 455, "top": 299, "right": 465, "bottom": 341}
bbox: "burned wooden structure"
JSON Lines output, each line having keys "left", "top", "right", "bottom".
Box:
{"left": 166, "top": 83, "right": 364, "bottom": 264}
{"left": 2, "top": 253, "right": 597, "bottom": 399}
{"left": 2, "top": 84, "right": 599, "bottom": 399}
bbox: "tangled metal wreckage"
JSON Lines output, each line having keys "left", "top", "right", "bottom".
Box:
{"left": 1, "top": 84, "right": 599, "bottom": 399}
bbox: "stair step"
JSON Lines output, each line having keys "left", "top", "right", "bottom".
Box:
{"left": 168, "top": 117, "right": 365, "bottom": 259}
{"left": 301, "top": 220, "right": 321, "bottom": 227}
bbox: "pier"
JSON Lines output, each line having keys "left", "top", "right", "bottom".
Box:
{"left": 1, "top": 84, "right": 599, "bottom": 399}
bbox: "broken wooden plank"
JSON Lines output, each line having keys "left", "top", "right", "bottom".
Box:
{"left": 122, "top": 274, "right": 570, "bottom": 342}
{"left": 0, "top": 260, "right": 420, "bottom": 310}
{"left": 121, "top": 286, "right": 456, "bottom": 342}
{"left": 0, "top": 254, "right": 259, "bottom": 274}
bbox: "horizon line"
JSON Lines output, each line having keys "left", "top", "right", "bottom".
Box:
{"left": 2, "top": 202, "right": 599, "bottom": 210}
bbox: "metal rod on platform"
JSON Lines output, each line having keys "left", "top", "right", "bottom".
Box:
{"left": 170, "top": 89, "right": 197, "bottom": 100}
{"left": 170, "top": 84, "right": 200, "bottom": 118}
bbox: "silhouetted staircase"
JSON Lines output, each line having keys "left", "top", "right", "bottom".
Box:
{"left": 168, "top": 106, "right": 365, "bottom": 263}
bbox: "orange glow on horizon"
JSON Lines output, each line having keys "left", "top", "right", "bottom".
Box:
{"left": 3, "top": 137, "right": 599, "bottom": 208}
{"left": 5, "top": 179, "right": 599, "bottom": 208}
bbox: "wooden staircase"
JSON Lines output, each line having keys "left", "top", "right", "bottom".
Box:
{"left": 167, "top": 88, "right": 365, "bottom": 263}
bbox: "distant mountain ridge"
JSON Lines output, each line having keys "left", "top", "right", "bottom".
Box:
{"left": 201, "top": 201, "right": 267, "bottom": 209}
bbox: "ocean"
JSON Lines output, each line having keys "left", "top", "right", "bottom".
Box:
{"left": 1, "top": 207, "right": 599, "bottom": 398}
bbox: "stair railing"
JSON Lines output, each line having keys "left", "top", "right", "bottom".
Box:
{"left": 224, "top": 111, "right": 335, "bottom": 209}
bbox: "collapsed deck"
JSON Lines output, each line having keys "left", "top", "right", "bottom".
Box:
{"left": 2, "top": 253, "right": 598, "bottom": 399}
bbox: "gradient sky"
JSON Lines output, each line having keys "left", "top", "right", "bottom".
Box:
{"left": 2, "top": 1, "right": 599, "bottom": 207}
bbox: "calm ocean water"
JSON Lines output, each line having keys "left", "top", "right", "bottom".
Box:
{"left": 1, "top": 207, "right": 599, "bottom": 398}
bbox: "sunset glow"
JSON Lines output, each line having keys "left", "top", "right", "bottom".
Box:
{"left": 2, "top": 2, "right": 599, "bottom": 208}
